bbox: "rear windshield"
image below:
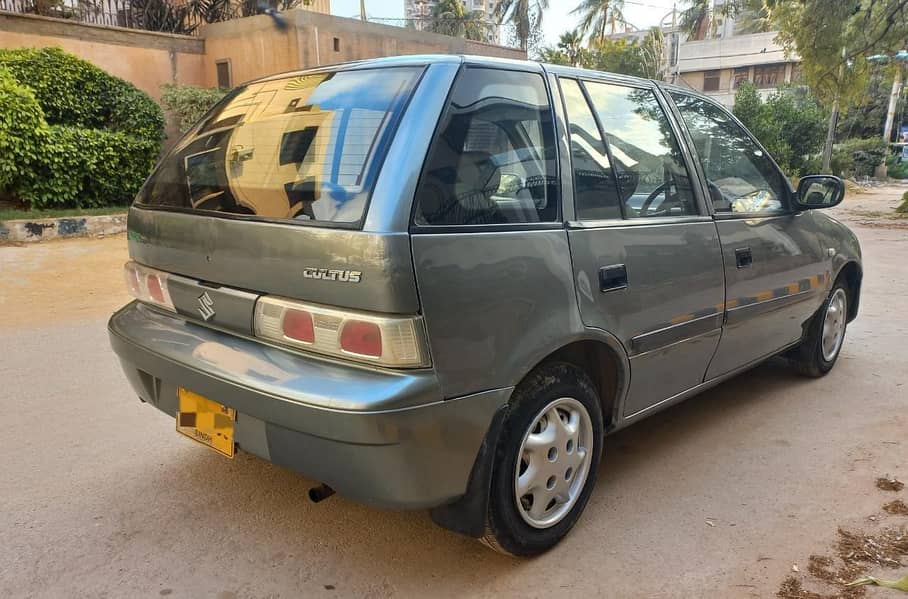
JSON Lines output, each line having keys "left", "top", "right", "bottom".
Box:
{"left": 136, "top": 67, "right": 423, "bottom": 225}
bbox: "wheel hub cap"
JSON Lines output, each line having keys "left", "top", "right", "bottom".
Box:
{"left": 514, "top": 397, "right": 594, "bottom": 529}
{"left": 821, "top": 288, "right": 847, "bottom": 362}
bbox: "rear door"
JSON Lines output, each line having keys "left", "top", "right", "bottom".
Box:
{"left": 666, "top": 91, "right": 829, "bottom": 378}
{"left": 559, "top": 76, "right": 725, "bottom": 418}
{"left": 409, "top": 65, "right": 580, "bottom": 399}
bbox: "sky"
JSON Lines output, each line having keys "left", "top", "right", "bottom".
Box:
{"left": 330, "top": 0, "right": 682, "bottom": 48}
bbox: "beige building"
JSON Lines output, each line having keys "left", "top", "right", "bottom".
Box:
{"left": 674, "top": 31, "right": 800, "bottom": 106}
{"left": 0, "top": 7, "right": 524, "bottom": 99}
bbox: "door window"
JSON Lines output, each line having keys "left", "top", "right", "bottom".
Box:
{"left": 413, "top": 67, "right": 558, "bottom": 226}
{"left": 583, "top": 81, "right": 698, "bottom": 219}
{"left": 669, "top": 92, "right": 789, "bottom": 214}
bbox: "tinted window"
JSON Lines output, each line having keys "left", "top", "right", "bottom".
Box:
{"left": 670, "top": 92, "right": 789, "bottom": 214}
{"left": 413, "top": 68, "right": 558, "bottom": 226}
{"left": 584, "top": 82, "right": 698, "bottom": 218}
{"left": 559, "top": 78, "right": 622, "bottom": 220}
{"left": 136, "top": 67, "right": 422, "bottom": 225}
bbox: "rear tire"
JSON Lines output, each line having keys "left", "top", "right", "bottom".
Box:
{"left": 479, "top": 362, "right": 603, "bottom": 557}
{"left": 789, "top": 279, "right": 849, "bottom": 377}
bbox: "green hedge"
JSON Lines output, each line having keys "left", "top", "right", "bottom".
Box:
{"left": 17, "top": 126, "right": 159, "bottom": 209}
{"left": 0, "top": 47, "right": 164, "bottom": 140}
{"left": 160, "top": 83, "right": 227, "bottom": 134}
{"left": 0, "top": 48, "right": 165, "bottom": 209}
{"left": 0, "top": 67, "right": 47, "bottom": 190}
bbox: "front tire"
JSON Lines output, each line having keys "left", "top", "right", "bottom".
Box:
{"left": 480, "top": 362, "right": 603, "bottom": 556}
{"left": 790, "top": 280, "right": 849, "bottom": 377}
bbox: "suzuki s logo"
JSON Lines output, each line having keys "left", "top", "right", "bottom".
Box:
{"left": 302, "top": 267, "right": 362, "bottom": 283}
{"left": 197, "top": 291, "right": 216, "bottom": 321}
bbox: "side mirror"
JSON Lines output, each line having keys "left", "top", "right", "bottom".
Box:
{"left": 795, "top": 175, "right": 845, "bottom": 210}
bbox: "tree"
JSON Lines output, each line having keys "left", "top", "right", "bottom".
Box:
{"left": 764, "top": 0, "right": 908, "bottom": 106}
{"left": 429, "top": 0, "right": 487, "bottom": 40}
{"left": 571, "top": 0, "right": 626, "bottom": 46}
{"left": 558, "top": 30, "right": 585, "bottom": 66}
{"left": 733, "top": 81, "right": 828, "bottom": 175}
{"left": 836, "top": 65, "right": 901, "bottom": 140}
{"left": 733, "top": 0, "right": 775, "bottom": 34}
{"left": 588, "top": 38, "right": 648, "bottom": 77}
{"left": 679, "top": 0, "right": 712, "bottom": 40}
{"left": 494, "top": 0, "right": 549, "bottom": 52}
{"left": 639, "top": 27, "right": 665, "bottom": 79}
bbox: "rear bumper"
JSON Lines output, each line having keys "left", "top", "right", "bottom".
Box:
{"left": 108, "top": 302, "right": 510, "bottom": 510}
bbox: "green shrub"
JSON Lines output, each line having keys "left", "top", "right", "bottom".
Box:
{"left": 831, "top": 137, "right": 888, "bottom": 178}
{"left": 160, "top": 83, "right": 227, "bottom": 134}
{"left": 0, "top": 67, "right": 48, "bottom": 191}
{"left": 0, "top": 48, "right": 164, "bottom": 209}
{"left": 889, "top": 161, "right": 908, "bottom": 180}
{"left": 898, "top": 191, "right": 908, "bottom": 213}
{"left": 17, "top": 126, "right": 159, "bottom": 209}
{"left": 0, "top": 47, "right": 164, "bottom": 140}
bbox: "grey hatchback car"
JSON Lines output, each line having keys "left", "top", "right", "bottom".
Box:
{"left": 109, "top": 55, "right": 862, "bottom": 556}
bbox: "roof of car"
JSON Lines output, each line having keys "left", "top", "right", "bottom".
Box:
{"left": 252, "top": 54, "right": 657, "bottom": 88}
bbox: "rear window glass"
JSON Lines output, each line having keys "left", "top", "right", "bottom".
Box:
{"left": 136, "top": 67, "right": 423, "bottom": 225}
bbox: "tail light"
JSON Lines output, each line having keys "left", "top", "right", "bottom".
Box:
{"left": 254, "top": 296, "right": 430, "bottom": 368}
{"left": 123, "top": 261, "right": 175, "bottom": 312}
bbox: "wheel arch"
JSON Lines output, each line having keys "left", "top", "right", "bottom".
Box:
{"left": 429, "top": 330, "right": 629, "bottom": 538}
{"left": 836, "top": 260, "right": 862, "bottom": 322}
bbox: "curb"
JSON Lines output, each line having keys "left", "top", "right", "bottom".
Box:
{"left": 0, "top": 214, "right": 127, "bottom": 243}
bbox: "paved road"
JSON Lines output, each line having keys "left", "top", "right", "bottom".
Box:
{"left": 2, "top": 189, "right": 907, "bottom": 598}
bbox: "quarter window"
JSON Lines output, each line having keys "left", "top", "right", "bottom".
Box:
{"left": 583, "top": 81, "right": 698, "bottom": 218}
{"left": 670, "top": 92, "right": 789, "bottom": 214}
{"left": 560, "top": 78, "right": 622, "bottom": 220}
{"left": 413, "top": 68, "right": 559, "bottom": 226}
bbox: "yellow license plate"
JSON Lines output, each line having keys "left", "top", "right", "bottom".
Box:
{"left": 176, "top": 388, "right": 236, "bottom": 458}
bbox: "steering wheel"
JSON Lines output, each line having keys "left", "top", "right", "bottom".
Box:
{"left": 639, "top": 183, "right": 669, "bottom": 216}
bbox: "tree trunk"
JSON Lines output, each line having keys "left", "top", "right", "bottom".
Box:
{"left": 883, "top": 67, "right": 903, "bottom": 144}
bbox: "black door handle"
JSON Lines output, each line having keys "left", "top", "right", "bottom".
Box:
{"left": 735, "top": 247, "right": 753, "bottom": 269}
{"left": 599, "top": 264, "right": 628, "bottom": 292}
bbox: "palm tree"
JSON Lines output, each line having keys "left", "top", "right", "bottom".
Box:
{"left": 571, "top": 0, "right": 625, "bottom": 47}
{"left": 494, "top": 0, "right": 550, "bottom": 52}
{"left": 429, "top": 0, "right": 487, "bottom": 41}
{"left": 558, "top": 29, "right": 584, "bottom": 66}
{"left": 734, "top": 0, "right": 774, "bottom": 34}
{"left": 679, "top": 0, "right": 711, "bottom": 40}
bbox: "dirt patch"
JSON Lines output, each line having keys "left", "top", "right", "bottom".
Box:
{"left": 777, "top": 523, "right": 908, "bottom": 597}
{"left": 884, "top": 501, "right": 908, "bottom": 516}
{"left": 877, "top": 477, "right": 905, "bottom": 492}
{"left": 0, "top": 234, "right": 130, "bottom": 330}
{"left": 837, "top": 527, "right": 908, "bottom": 569}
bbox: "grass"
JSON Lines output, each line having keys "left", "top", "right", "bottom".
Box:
{"left": 0, "top": 205, "right": 128, "bottom": 221}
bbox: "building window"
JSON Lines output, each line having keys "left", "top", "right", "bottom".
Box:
{"left": 215, "top": 60, "right": 231, "bottom": 89}
{"left": 754, "top": 64, "right": 784, "bottom": 89}
{"left": 703, "top": 70, "right": 720, "bottom": 92}
{"left": 333, "top": 37, "right": 340, "bottom": 52}
{"left": 733, "top": 67, "right": 750, "bottom": 89}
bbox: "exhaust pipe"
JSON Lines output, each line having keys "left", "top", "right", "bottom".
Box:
{"left": 308, "top": 484, "right": 335, "bottom": 503}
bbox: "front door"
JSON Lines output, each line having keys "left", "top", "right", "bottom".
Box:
{"left": 558, "top": 77, "right": 725, "bottom": 418}
{"left": 667, "top": 91, "right": 830, "bottom": 378}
